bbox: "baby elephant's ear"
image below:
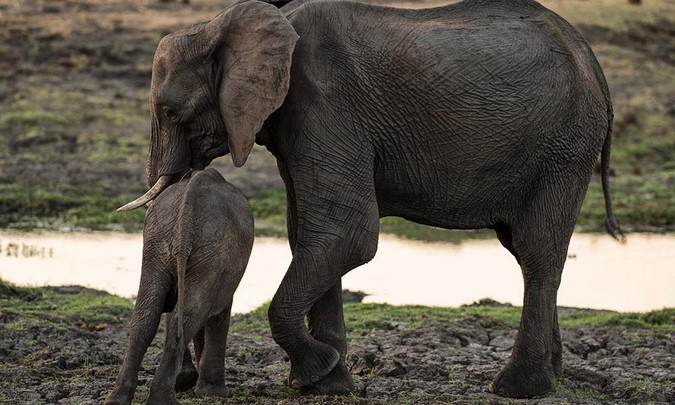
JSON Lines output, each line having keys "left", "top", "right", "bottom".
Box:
{"left": 204, "top": 0, "right": 299, "bottom": 167}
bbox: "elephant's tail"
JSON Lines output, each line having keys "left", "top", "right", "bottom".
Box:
{"left": 601, "top": 103, "right": 626, "bottom": 243}
{"left": 174, "top": 183, "right": 194, "bottom": 357}
{"left": 176, "top": 254, "right": 188, "bottom": 355}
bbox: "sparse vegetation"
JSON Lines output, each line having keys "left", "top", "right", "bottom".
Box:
{"left": 0, "top": 279, "right": 133, "bottom": 328}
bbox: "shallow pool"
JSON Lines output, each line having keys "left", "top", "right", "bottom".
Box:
{"left": 0, "top": 231, "right": 672, "bottom": 313}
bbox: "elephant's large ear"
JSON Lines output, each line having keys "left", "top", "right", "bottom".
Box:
{"left": 204, "top": 0, "right": 299, "bottom": 167}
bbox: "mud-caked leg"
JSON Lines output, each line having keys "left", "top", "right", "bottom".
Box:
{"left": 490, "top": 272, "right": 561, "bottom": 398}
{"left": 147, "top": 299, "right": 208, "bottom": 404}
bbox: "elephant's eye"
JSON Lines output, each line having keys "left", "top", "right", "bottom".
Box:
{"left": 163, "top": 106, "right": 180, "bottom": 123}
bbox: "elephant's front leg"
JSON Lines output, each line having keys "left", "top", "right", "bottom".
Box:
{"left": 278, "top": 162, "right": 355, "bottom": 394}
{"left": 270, "top": 147, "right": 378, "bottom": 394}
{"left": 268, "top": 199, "right": 378, "bottom": 392}
{"left": 303, "top": 280, "right": 355, "bottom": 395}
{"left": 268, "top": 247, "right": 343, "bottom": 390}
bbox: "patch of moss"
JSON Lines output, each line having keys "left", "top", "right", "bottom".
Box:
{"left": 0, "top": 280, "right": 133, "bottom": 329}
{"left": 343, "top": 303, "right": 522, "bottom": 332}
{"left": 559, "top": 308, "right": 675, "bottom": 332}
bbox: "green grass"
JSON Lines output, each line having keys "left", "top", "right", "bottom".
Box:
{"left": 343, "top": 303, "right": 523, "bottom": 332}
{"left": 379, "top": 217, "right": 497, "bottom": 243}
{"left": 0, "top": 279, "right": 133, "bottom": 330}
{"left": 230, "top": 300, "right": 675, "bottom": 336}
{"left": 0, "top": 78, "right": 148, "bottom": 164}
{"left": 559, "top": 307, "right": 675, "bottom": 332}
{"left": 2, "top": 274, "right": 673, "bottom": 337}
{"left": 553, "top": 379, "right": 608, "bottom": 402}
{"left": 544, "top": 0, "right": 675, "bottom": 30}
{"left": 0, "top": 183, "right": 147, "bottom": 231}
{"left": 579, "top": 171, "right": 675, "bottom": 231}
{"left": 248, "top": 191, "right": 288, "bottom": 237}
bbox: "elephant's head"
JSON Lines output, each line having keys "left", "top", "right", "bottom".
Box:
{"left": 118, "top": 0, "right": 298, "bottom": 212}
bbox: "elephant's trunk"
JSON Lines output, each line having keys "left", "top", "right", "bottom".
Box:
{"left": 116, "top": 175, "right": 172, "bottom": 212}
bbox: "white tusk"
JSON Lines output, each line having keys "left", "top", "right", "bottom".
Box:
{"left": 116, "top": 175, "right": 172, "bottom": 212}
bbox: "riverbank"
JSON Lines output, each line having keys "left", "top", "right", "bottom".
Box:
{"left": 0, "top": 281, "right": 673, "bottom": 404}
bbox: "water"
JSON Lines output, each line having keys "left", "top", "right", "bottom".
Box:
{"left": 0, "top": 231, "right": 673, "bottom": 313}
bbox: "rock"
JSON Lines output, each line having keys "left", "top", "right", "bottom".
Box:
{"left": 342, "top": 289, "right": 368, "bottom": 303}
{"left": 488, "top": 335, "right": 513, "bottom": 351}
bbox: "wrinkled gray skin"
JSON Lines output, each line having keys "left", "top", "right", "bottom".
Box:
{"left": 106, "top": 169, "right": 254, "bottom": 404}
{"left": 126, "top": 0, "right": 624, "bottom": 399}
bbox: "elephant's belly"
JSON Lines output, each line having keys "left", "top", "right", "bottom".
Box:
{"left": 374, "top": 129, "right": 538, "bottom": 229}
{"left": 374, "top": 159, "right": 512, "bottom": 230}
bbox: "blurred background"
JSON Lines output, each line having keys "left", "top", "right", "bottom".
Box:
{"left": 1, "top": 0, "right": 673, "bottom": 235}
{"left": 0, "top": 0, "right": 673, "bottom": 312}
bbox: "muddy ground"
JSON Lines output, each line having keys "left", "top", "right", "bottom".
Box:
{"left": 1, "top": 289, "right": 674, "bottom": 404}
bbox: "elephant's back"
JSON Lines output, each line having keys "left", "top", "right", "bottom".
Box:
{"left": 184, "top": 170, "right": 254, "bottom": 249}
{"left": 290, "top": 0, "right": 609, "bottom": 142}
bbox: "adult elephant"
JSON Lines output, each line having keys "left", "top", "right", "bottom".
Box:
{"left": 120, "top": 0, "right": 623, "bottom": 398}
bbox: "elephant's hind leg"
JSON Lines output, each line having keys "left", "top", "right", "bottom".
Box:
{"left": 163, "top": 314, "right": 198, "bottom": 392}
{"left": 104, "top": 262, "right": 172, "bottom": 405}
{"left": 495, "top": 223, "right": 563, "bottom": 378}
{"left": 147, "top": 287, "right": 211, "bottom": 403}
{"left": 490, "top": 180, "right": 587, "bottom": 398}
{"left": 194, "top": 307, "right": 232, "bottom": 398}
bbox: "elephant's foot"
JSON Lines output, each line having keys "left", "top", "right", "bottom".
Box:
{"left": 301, "top": 358, "right": 355, "bottom": 396}
{"left": 103, "top": 394, "right": 131, "bottom": 405}
{"left": 104, "top": 383, "right": 134, "bottom": 405}
{"left": 489, "top": 360, "right": 555, "bottom": 398}
{"left": 288, "top": 339, "right": 340, "bottom": 390}
{"left": 195, "top": 382, "right": 229, "bottom": 398}
{"left": 146, "top": 392, "right": 180, "bottom": 405}
{"left": 175, "top": 364, "right": 199, "bottom": 392}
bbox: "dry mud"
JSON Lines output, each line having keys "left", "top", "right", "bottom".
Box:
{"left": 1, "top": 292, "right": 673, "bottom": 404}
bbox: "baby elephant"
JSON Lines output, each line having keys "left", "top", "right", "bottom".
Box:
{"left": 105, "top": 168, "right": 254, "bottom": 405}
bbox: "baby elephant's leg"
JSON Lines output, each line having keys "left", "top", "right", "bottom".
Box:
{"left": 147, "top": 297, "right": 210, "bottom": 404}
{"left": 105, "top": 268, "right": 172, "bottom": 405}
{"left": 162, "top": 313, "right": 199, "bottom": 392}
{"left": 194, "top": 307, "right": 232, "bottom": 398}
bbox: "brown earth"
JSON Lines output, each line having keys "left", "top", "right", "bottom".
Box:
{"left": 0, "top": 291, "right": 674, "bottom": 404}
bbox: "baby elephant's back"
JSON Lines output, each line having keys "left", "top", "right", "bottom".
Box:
{"left": 180, "top": 169, "right": 254, "bottom": 271}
